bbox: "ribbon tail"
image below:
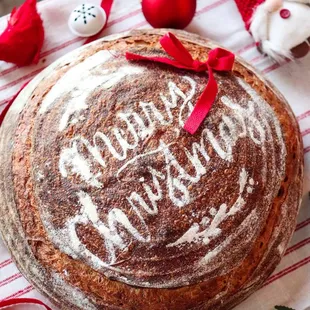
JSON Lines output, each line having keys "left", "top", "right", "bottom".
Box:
{"left": 160, "top": 32, "right": 194, "bottom": 67}
{"left": 0, "top": 298, "right": 52, "bottom": 310}
{"left": 183, "top": 66, "right": 218, "bottom": 134}
{"left": 125, "top": 52, "right": 195, "bottom": 70}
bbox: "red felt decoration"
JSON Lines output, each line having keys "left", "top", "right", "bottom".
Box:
{"left": 126, "top": 32, "right": 235, "bottom": 134}
{"left": 142, "top": 0, "right": 196, "bottom": 29}
{"left": 0, "top": 0, "right": 44, "bottom": 66}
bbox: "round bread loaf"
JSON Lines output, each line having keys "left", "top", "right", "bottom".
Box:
{"left": 0, "top": 29, "right": 304, "bottom": 310}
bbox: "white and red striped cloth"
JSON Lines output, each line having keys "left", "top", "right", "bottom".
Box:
{"left": 0, "top": 0, "right": 309, "bottom": 309}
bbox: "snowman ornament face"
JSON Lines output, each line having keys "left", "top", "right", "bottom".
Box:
{"left": 250, "top": 0, "right": 310, "bottom": 61}
{"left": 68, "top": 3, "right": 107, "bottom": 37}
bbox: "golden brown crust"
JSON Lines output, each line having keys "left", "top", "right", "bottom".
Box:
{"left": 0, "top": 29, "right": 304, "bottom": 310}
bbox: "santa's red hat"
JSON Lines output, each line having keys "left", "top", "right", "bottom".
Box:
{"left": 235, "top": 0, "right": 265, "bottom": 29}
{"left": 234, "top": 0, "right": 310, "bottom": 61}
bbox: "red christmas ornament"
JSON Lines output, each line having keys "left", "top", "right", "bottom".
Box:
{"left": 142, "top": 0, "right": 196, "bottom": 29}
{"left": 0, "top": 0, "right": 44, "bottom": 66}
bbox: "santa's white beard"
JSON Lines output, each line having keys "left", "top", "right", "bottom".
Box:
{"left": 250, "top": 1, "right": 310, "bottom": 62}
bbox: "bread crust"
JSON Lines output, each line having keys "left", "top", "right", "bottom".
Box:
{"left": 0, "top": 29, "right": 303, "bottom": 310}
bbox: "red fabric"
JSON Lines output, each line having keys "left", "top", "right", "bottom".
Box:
{"left": 0, "top": 298, "right": 51, "bottom": 310}
{"left": 126, "top": 32, "right": 235, "bottom": 134}
{"left": 0, "top": 0, "right": 44, "bottom": 66}
{"left": 141, "top": 0, "right": 196, "bottom": 29}
{"left": 234, "top": 0, "right": 265, "bottom": 29}
{"left": 0, "top": 81, "right": 29, "bottom": 125}
{"left": 84, "top": 0, "right": 114, "bottom": 45}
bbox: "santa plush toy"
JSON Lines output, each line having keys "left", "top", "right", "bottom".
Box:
{"left": 235, "top": 0, "right": 310, "bottom": 62}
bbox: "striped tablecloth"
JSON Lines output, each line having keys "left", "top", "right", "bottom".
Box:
{"left": 0, "top": 0, "right": 309, "bottom": 309}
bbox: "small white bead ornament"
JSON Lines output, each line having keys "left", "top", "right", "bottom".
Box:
{"left": 68, "top": 3, "right": 106, "bottom": 37}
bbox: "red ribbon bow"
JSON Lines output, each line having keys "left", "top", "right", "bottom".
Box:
{"left": 126, "top": 32, "right": 235, "bottom": 134}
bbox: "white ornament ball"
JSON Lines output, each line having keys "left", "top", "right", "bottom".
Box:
{"left": 68, "top": 3, "right": 106, "bottom": 37}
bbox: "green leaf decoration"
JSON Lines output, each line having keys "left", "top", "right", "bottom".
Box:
{"left": 274, "top": 306, "right": 295, "bottom": 310}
